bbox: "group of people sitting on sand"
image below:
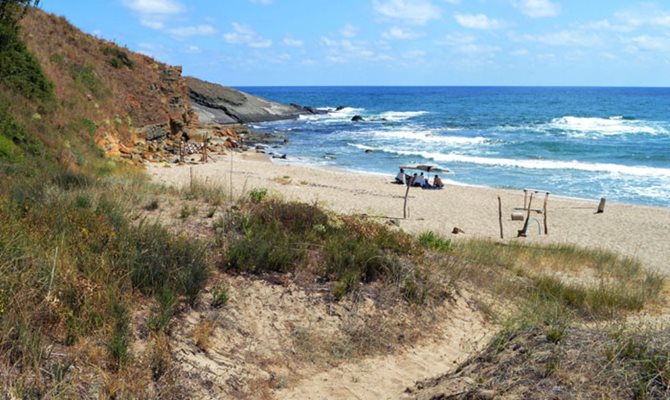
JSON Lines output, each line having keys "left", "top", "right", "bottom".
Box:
{"left": 394, "top": 168, "right": 444, "bottom": 189}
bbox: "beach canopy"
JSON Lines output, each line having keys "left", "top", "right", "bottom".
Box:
{"left": 400, "top": 164, "right": 450, "bottom": 173}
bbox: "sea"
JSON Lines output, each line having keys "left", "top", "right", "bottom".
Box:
{"left": 237, "top": 87, "right": 670, "bottom": 207}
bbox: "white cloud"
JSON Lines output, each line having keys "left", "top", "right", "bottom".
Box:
{"left": 435, "top": 32, "right": 476, "bottom": 46}
{"left": 167, "top": 24, "right": 217, "bottom": 37}
{"left": 283, "top": 37, "right": 304, "bottom": 47}
{"left": 625, "top": 35, "right": 670, "bottom": 52}
{"left": 249, "top": 0, "right": 273, "bottom": 4}
{"left": 373, "top": 0, "right": 441, "bottom": 25}
{"left": 185, "top": 45, "right": 201, "bottom": 54}
{"left": 444, "top": 0, "right": 461, "bottom": 4}
{"left": 122, "top": 0, "right": 184, "bottom": 15}
{"left": 341, "top": 24, "right": 359, "bottom": 38}
{"left": 140, "top": 19, "right": 165, "bottom": 30}
{"left": 511, "top": 30, "right": 602, "bottom": 47}
{"left": 454, "top": 13, "right": 503, "bottom": 29}
{"left": 382, "top": 26, "right": 420, "bottom": 39}
{"left": 513, "top": 0, "right": 560, "bottom": 18}
{"left": 320, "top": 36, "right": 393, "bottom": 63}
{"left": 224, "top": 22, "right": 273, "bottom": 48}
{"left": 510, "top": 48, "right": 529, "bottom": 56}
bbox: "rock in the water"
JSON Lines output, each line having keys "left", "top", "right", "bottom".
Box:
{"left": 336, "top": 106, "right": 346, "bottom": 111}
{"left": 352, "top": 115, "right": 364, "bottom": 122}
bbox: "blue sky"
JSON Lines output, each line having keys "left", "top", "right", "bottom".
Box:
{"left": 42, "top": 0, "right": 670, "bottom": 86}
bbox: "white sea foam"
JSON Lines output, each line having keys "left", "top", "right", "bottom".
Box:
{"left": 298, "top": 107, "right": 365, "bottom": 122}
{"left": 378, "top": 111, "right": 429, "bottom": 121}
{"left": 362, "top": 128, "right": 487, "bottom": 146}
{"left": 380, "top": 149, "right": 670, "bottom": 178}
{"left": 546, "top": 116, "right": 668, "bottom": 136}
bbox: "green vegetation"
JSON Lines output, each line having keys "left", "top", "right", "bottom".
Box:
{"left": 417, "top": 230, "right": 451, "bottom": 252}
{"left": 211, "top": 283, "right": 229, "bottom": 308}
{"left": 102, "top": 46, "right": 134, "bottom": 70}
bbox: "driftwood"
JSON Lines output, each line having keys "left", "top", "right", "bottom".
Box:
{"left": 498, "top": 196, "right": 504, "bottom": 239}
{"left": 597, "top": 197, "right": 606, "bottom": 214}
{"left": 518, "top": 193, "right": 534, "bottom": 237}
{"left": 452, "top": 227, "right": 465, "bottom": 234}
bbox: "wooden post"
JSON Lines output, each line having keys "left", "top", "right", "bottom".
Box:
{"left": 189, "top": 166, "right": 193, "bottom": 193}
{"left": 518, "top": 193, "right": 534, "bottom": 237}
{"left": 229, "top": 151, "right": 234, "bottom": 199}
{"left": 497, "top": 196, "right": 504, "bottom": 239}
{"left": 543, "top": 193, "right": 549, "bottom": 235}
{"left": 523, "top": 189, "right": 528, "bottom": 210}
{"left": 178, "top": 139, "right": 184, "bottom": 164}
{"left": 403, "top": 184, "right": 411, "bottom": 219}
{"left": 597, "top": 197, "right": 606, "bottom": 214}
{"left": 201, "top": 135, "right": 208, "bottom": 163}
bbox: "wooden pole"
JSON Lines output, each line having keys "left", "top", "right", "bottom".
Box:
{"left": 518, "top": 193, "right": 534, "bottom": 237}
{"left": 543, "top": 193, "right": 549, "bottom": 235}
{"left": 597, "top": 197, "right": 606, "bottom": 214}
{"left": 229, "top": 150, "right": 234, "bottom": 199}
{"left": 497, "top": 196, "right": 504, "bottom": 239}
{"left": 403, "top": 184, "right": 411, "bottom": 219}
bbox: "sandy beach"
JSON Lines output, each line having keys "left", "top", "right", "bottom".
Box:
{"left": 148, "top": 153, "right": 670, "bottom": 274}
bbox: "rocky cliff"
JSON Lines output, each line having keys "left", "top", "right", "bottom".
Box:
{"left": 186, "top": 76, "right": 315, "bottom": 124}
{"left": 19, "top": 10, "right": 194, "bottom": 161}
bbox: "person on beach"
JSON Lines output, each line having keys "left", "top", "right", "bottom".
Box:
{"left": 419, "top": 172, "right": 429, "bottom": 188}
{"left": 395, "top": 168, "right": 406, "bottom": 185}
{"left": 412, "top": 173, "right": 424, "bottom": 187}
{"left": 433, "top": 174, "right": 444, "bottom": 189}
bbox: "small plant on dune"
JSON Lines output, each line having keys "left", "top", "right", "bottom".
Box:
{"left": 211, "top": 283, "right": 229, "bottom": 308}
{"left": 107, "top": 300, "right": 130, "bottom": 370}
{"left": 418, "top": 231, "right": 452, "bottom": 252}
{"left": 147, "top": 287, "right": 177, "bottom": 333}
{"left": 249, "top": 187, "right": 268, "bottom": 203}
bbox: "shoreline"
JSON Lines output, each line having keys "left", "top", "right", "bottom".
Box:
{"left": 274, "top": 156, "right": 668, "bottom": 211}
{"left": 148, "top": 153, "right": 670, "bottom": 274}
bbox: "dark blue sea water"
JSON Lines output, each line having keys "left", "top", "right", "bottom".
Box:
{"left": 237, "top": 87, "right": 670, "bottom": 207}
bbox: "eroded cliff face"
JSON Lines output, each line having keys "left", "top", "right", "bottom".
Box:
{"left": 19, "top": 10, "right": 194, "bottom": 162}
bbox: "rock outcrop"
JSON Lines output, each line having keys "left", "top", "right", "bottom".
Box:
{"left": 186, "top": 76, "right": 316, "bottom": 124}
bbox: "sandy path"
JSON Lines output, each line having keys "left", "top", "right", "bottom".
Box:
{"left": 148, "top": 154, "right": 670, "bottom": 274}
{"left": 276, "top": 297, "right": 491, "bottom": 400}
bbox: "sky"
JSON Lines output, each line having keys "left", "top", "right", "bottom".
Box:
{"left": 41, "top": 0, "right": 670, "bottom": 87}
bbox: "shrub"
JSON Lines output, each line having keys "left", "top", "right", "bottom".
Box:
{"left": 418, "top": 231, "right": 452, "bottom": 252}
{"left": 122, "top": 223, "right": 208, "bottom": 304}
{"left": 147, "top": 287, "right": 177, "bottom": 333}
{"left": 249, "top": 188, "right": 268, "bottom": 203}
{"left": 102, "top": 46, "right": 134, "bottom": 69}
{"left": 107, "top": 300, "right": 130, "bottom": 370}
{"left": 224, "top": 221, "right": 302, "bottom": 273}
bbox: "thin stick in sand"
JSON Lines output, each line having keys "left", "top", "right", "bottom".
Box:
{"left": 403, "top": 184, "right": 411, "bottom": 219}
{"left": 498, "top": 196, "right": 504, "bottom": 239}
{"left": 543, "top": 193, "right": 549, "bottom": 235}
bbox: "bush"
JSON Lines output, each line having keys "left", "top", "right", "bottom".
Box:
{"left": 0, "top": 24, "right": 53, "bottom": 101}
{"left": 107, "top": 300, "right": 130, "bottom": 370}
{"left": 122, "top": 223, "right": 208, "bottom": 304}
{"left": 147, "top": 287, "right": 177, "bottom": 333}
{"left": 249, "top": 188, "right": 267, "bottom": 203}
{"left": 224, "top": 221, "right": 303, "bottom": 273}
{"left": 102, "top": 46, "right": 134, "bottom": 69}
{"left": 418, "top": 231, "right": 451, "bottom": 252}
